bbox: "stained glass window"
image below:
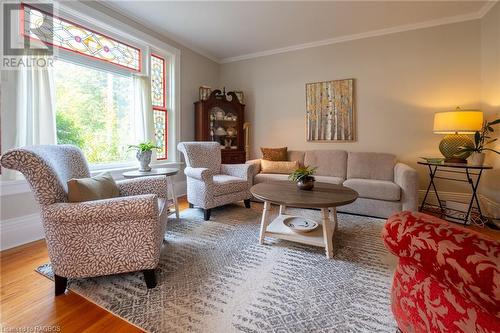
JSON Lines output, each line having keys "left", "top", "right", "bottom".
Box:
{"left": 154, "top": 110, "right": 167, "bottom": 160}
{"left": 151, "top": 54, "right": 166, "bottom": 109}
{"left": 22, "top": 4, "right": 141, "bottom": 71}
{"left": 151, "top": 54, "right": 168, "bottom": 160}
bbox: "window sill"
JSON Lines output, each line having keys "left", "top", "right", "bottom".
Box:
{"left": 0, "top": 161, "right": 184, "bottom": 197}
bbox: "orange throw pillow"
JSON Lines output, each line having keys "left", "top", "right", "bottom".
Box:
{"left": 260, "top": 147, "right": 288, "bottom": 161}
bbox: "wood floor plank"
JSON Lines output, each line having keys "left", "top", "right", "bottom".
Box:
{"left": 1, "top": 196, "right": 189, "bottom": 332}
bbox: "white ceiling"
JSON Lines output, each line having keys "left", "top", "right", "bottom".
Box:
{"left": 103, "top": 1, "right": 493, "bottom": 63}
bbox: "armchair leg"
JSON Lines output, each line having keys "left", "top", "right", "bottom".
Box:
{"left": 143, "top": 269, "right": 157, "bottom": 289}
{"left": 54, "top": 274, "right": 67, "bottom": 296}
{"left": 189, "top": 203, "right": 194, "bottom": 208}
{"left": 204, "top": 209, "right": 211, "bottom": 221}
{"left": 244, "top": 199, "right": 251, "bottom": 208}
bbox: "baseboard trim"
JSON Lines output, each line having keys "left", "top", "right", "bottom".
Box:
{"left": 1, "top": 180, "right": 187, "bottom": 251}
{"left": 1, "top": 213, "right": 44, "bottom": 251}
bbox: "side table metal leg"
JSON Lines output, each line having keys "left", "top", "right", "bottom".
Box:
{"left": 166, "top": 176, "right": 179, "bottom": 219}
{"left": 322, "top": 208, "right": 334, "bottom": 259}
{"left": 259, "top": 201, "right": 271, "bottom": 245}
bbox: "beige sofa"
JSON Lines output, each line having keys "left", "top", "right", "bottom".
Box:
{"left": 247, "top": 150, "right": 418, "bottom": 218}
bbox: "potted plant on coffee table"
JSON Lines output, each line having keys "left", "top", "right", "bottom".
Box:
{"left": 128, "top": 141, "right": 160, "bottom": 172}
{"left": 458, "top": 118, "right": 500, "bottom": 165}
{"left": 289, "top": 166, "right": 317, "bottom": 191}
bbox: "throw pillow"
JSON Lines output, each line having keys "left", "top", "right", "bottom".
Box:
{"left": 261, "top": 160, "right": 299, "bottom": 174}
{"left": 260, "top": 147, "right": 288, "bottom": 161}
{"left": 67, "top": 172, "right": 120, "bottom": 203}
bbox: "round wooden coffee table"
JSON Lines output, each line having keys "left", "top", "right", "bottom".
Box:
{"left": 251, "top": 182, "right": 358, "bottom": 259}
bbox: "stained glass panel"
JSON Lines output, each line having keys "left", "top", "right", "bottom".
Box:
{"left": 151, "top": 55, "right": 166, "bottom": 108}
{"left": 23, "top": 4, "right": 141, "bottom": 71}
{"left": 154, "top": 109, "right": 167, "bottom": 160}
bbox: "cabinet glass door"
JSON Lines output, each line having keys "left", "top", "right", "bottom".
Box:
{"left": 209, "top": 106, "right": 238, "bottom": 149}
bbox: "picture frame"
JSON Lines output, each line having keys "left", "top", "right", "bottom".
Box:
{"left": 305, "top": 79, "right": 355, "bottom": 142}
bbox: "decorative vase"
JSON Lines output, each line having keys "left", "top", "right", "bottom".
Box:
{"left": 297, "top": 177, "right": 315, "bottom": 191}
{"left": 136, "top": 150, "right": 152, "bottom": 172}
{"left": 468, "top": 152, "right": 485, "bottom": 165}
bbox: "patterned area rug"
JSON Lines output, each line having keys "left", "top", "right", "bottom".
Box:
{"left": 36, "top": 203, "right": 397, "bottom": 333}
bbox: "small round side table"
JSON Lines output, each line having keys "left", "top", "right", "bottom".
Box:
{"left": 123, "top": 168, "right": 180, "bottom": 219}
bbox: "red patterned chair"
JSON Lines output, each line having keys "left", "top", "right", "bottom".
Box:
{"left": 382, "top": 211, "right": 499, "bottom": 333}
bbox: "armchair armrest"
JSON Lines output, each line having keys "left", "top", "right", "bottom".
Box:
{"left": 116, "top": 176, "right": 168, "bottom": 198}
{"left": 42, "top": 194, "right": 159, "bottom": 223}
{"left": 394, "top": 162, "right": 418, "bottom": 211}
{"left": 41, "top": 194, "right": 162, "bottom": 277}
{"left": 382, "top": 211, "right": 499, "bottom": 313}
{"left": 221, "top": 163, "right": 254, "bottom": 180}
{"left": 184, "top": 167, "right": 213, "bottom": 183}
{"left": 246, "top": 159, "right": 261, "bottom": 175}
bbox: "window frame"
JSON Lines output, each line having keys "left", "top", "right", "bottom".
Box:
{"left": 27, "top": 1, "right": 181, "bottom": 168}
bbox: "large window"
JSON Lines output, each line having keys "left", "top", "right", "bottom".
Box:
{"left": 54, "top": 59, "right": 135, "bottom": 164}
{"left": 21, "top": 4, "right": 172, "bottom": 165}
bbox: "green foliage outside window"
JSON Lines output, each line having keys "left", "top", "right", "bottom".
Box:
{"left": 54, "top": 60, "right": 135, "bottom": 164}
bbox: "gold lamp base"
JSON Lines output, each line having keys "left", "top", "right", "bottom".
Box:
{"left": 439, "top": 134, "right": 473, "bottom": 163}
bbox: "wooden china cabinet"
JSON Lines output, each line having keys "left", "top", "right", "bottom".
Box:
{"left": 194, "top": 90, "right": 246, "bottom": 164}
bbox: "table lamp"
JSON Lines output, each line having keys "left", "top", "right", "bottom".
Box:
{"left": 433, "top": 108, "right": 483, "bottom": 163}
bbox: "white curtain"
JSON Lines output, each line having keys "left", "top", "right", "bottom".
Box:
{"left": 15, "top": 52, "right": 57, "bottom": 147}
{"left": 133, "top": 75, "right": 155, "bottom": 144}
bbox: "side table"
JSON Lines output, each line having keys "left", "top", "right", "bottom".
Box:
{"left": 123, "top": 168, "right": 180, "bottom": 219}
{"left": 418, "top": 161, "right": 492, "bottom": 225}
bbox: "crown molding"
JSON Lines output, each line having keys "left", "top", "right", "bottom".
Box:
{"left": 220, "top": 1, "right": 497, "bottom": 64}
{"left": 94, "top": 0, "right": 221, "bottom": 64}
{"left": 478, "top": 0, "right": 498, "bottom": 18}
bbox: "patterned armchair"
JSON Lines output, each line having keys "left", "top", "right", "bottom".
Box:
{"left": 0, "top": 145, "right": 168, "bottom": 295}
{"left": 382, "top": 211, "right": 499, "bottom": 333}
{"left": 177, "top": 142, "right": 253, "bottom": 220}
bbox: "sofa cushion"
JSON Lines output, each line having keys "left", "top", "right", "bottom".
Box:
{"left": 304, "top": 150, "right": 347, "bottom": 178}
{"left": 261, "top": 160, "right": 298, "bottom": 174}
{"left": 288, "top": 150, "right": 305, "bottom": 167}
{"left": 314, "top": 175, "right": 344, "bottom": 185}
{"left": 343, "top": 178, "right": 400, "bottom": 201}
{"left": 347, "top": 152, "right": 396, "bottom": 181}
{"left": 254, "top": 173, "right": 289, "bottom": 184}
{"left": 212, "top": 175, "right": 248, "bottom": 196}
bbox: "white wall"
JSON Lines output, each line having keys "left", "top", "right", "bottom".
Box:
{"left": 480, "top": 2, "right": 500, "bottom": 205}
{"left": 220, "top": 20, "right": 483, "bottom": 195}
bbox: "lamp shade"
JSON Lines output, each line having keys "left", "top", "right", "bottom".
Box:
{"left": 433, "top": 110, "right": 483, "bottom": 134}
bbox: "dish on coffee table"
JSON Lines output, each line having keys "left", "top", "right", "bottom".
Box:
{"left": 283, "top": 216, "right": 318, "bottom": 233}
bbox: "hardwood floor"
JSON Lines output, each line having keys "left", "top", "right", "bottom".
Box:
{"left": 1, "top": 196, "right": 498, "bottom": 332}
{"left": 0, "top": 197, "right": 189, "bottom": 333}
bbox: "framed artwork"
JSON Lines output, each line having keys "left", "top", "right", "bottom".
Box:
{"left": 305, "top": 79, "right": 355, "bottom": 142}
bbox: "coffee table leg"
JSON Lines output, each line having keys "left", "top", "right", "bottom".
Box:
{"left": 259, "top": 201, "right": 271, "bottom": 245}
{"left": 330, "top": 207, "right": 338, "bottom": 233}
{"left": 166, "top": 176, "right": 179, "bottom": 219}
{"left": 321, "top": 208, "right": 334, "bottom": 259}
{"left": 279, "top": 205, "right": 286, "bottom": 215}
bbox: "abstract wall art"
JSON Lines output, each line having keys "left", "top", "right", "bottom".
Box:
{"left": 306, "top": 79, "right": 355, "bottom": 141}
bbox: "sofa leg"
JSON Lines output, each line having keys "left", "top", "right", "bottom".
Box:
{"left": 143, "top": 269, "right": 157, "bottom": 289}
{"left": 189, "top": 203, "right": 194, "bottom": 208}
{"left": 54, "top": 274, "right": 67, "bottom": 296}
{"left": 204, "top": 209, "right": 211, "bottom": 221}
{"left": 244, "top": 199, "right": 251, "bottom": 208}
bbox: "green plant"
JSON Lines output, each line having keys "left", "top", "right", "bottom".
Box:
{"left": 288, "top": 166, "right": 317, "bottom": 182}
{"left": 458, "top": 118, "right": 500, "bottom": 155}
{"left": 128, "top": 141, "right": 160, "bottom": 153}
